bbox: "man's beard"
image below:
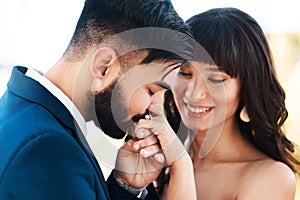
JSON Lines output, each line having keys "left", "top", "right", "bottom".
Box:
{"left": 93, "top": 81, "right": 129, "bottom": 139}
{"left": 91, "top": 80, "right": 185, "bottom": 141}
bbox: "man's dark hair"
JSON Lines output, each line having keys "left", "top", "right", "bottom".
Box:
{"left": 63, "top": 0, "right": 194, "bottom": 63}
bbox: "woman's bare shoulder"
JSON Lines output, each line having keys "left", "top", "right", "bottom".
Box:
{"left": 238, "top": 159, "right": 296, "bottom": 199}
{"left": 249, "top": 159, "right": 295, "bottom": 182}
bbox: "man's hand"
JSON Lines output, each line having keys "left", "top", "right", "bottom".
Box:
{"left": 114, "top": 128, "right": 165, "bottom": 188}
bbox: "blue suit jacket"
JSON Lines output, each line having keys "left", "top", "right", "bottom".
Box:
{"left": 0, "top": 66, "right": 159, "bottom": 200}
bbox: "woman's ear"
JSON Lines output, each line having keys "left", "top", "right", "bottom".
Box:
{"left": 90, "top": 47, "right": 118, "bottom": 79}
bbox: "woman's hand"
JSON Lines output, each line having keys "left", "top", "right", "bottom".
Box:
{"left": 115, "top": 132, "right": 165, "bottom": 188}
{"left": 134, "top": 89, "right": 197, "bottom": 200}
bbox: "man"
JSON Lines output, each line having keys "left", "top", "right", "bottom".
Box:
{"left": 0, "top": 0, "right": 194, "bottom": 199}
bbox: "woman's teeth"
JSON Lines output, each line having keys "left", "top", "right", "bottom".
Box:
{"left": 187, "top": 104, "right": 211, "bottom": 113}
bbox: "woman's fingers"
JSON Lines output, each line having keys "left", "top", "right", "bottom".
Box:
{"left": 134, "top": 127, "right": 152, "bottom": 139}
{"left": 139, "top": 144, "right": 160, "bottom": 158}
{"left": 135, "top": 111, "right": 167, "bottom": 135}
{"left": 154, "top": 153, "right": 165, "bottom": 163}
{"left": 133, "top": 134, "right": 158, "bottom": 151}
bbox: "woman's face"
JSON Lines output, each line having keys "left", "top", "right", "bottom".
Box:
{"left": 171, "top": 62, "right": 241, "bottom": 132}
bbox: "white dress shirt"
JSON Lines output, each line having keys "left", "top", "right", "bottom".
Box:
{"left": 25, "top": 68, "right": 88, "bottom": 137}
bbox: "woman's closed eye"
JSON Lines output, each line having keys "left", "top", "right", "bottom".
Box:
{"left": 207, "top": 72, "right": 230, "bottom": 84}
{"left": 208, "top": 77, "right": 226, "bottom": 83}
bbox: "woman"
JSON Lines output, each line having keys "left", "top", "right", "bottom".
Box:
{"left": 157, "top": 7, "right": 300, "bottom": 199}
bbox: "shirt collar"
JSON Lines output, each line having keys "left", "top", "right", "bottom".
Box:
{"left": 25, "top": 68, "right": 87, "bottom": 136}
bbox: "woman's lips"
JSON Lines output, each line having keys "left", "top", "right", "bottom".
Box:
{"left": 185, "top": 103, "right": 214, "bottom": 117}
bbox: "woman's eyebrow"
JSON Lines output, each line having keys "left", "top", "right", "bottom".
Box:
{"left": 206, "top": 67, "right": 226, "bottom": 72}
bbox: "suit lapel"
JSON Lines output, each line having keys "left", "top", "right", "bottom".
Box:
{"left": 74, "top": 122, "right": 111, "bottom": 200}
{"left": 7, "top": 66, "right": 111, "bottom": 199}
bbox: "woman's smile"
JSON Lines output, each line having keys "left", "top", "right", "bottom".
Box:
{"left": 185, "top": 103, "right": 214, "bottom": 118}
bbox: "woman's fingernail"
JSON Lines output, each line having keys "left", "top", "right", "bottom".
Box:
{"left": 138, "top": 130, "right": 145, "bottom": 138}
{"left": 140, "top": 149, "right": 148, "bottom": 157}
{"left": 154, "top": 154, "right": 165, "bottom": 163}
{"left": 133, "top": 143, "right": 140, "bottom": 151}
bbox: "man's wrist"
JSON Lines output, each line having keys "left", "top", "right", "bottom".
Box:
{"left": 113, "top": 170, "right": 148, "bottom": 199}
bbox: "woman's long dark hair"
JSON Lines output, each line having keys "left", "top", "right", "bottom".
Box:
{"left": 186, "top": 7, "right": 300, "bottom": 172}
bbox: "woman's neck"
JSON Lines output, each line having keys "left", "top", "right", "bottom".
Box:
{"left": 189, "top": 117, "right": 266, "bottom": 169}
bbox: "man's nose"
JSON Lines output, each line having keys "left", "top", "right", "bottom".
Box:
{"left": 151, "top": 89, "right": 168, "bottom": 105}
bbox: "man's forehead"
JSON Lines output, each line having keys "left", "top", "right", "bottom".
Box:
{"left": 116, "top": 62, "right": 176, "bottom": 96}
{"left": 126, "top": 62, "right": 175, "bottom": 83}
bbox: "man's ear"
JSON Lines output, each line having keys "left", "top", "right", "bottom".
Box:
{"left": 90, "top": 47, "right": 120, "bottom": 92}
{"left": 90, "top": 47, "right": 118, "bottom": 79}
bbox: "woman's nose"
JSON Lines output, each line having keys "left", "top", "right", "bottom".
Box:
{"left": 185, "top": 77, "right": 209, "bottom": 102}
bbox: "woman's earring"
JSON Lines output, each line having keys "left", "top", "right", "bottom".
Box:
{"left": 240, "top": 106, "right": 250, "bottom": 122}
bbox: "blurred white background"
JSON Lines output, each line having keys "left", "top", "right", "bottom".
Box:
{"left": 1, "top": 0, "right": 299, "bottom": 71}
{"left": 0, "top": 1, "right": 300, "bottom": 196}
{"left": 1, "top": 0, "right": 299, "bottom": 137}
{"left": 1, "top": 0, "right": 300, "bottom": 95}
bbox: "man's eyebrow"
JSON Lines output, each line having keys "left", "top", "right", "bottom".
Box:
{"left": 161, "top": 61, "right": 181, "bottom": 71}
{"left": 161, "top": 59, "right": 189, "bottom": 81}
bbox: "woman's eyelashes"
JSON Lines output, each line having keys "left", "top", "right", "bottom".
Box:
{"left": 178, "top": 70, "right": 227, "bottom": 84}
{"left": 208, "top": 77, "right": 226, "bottom": 83}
